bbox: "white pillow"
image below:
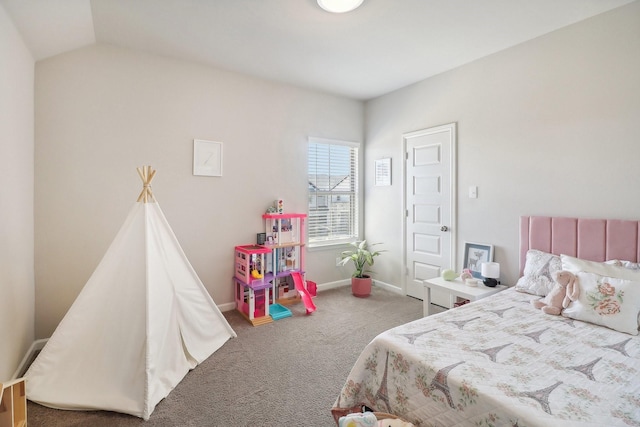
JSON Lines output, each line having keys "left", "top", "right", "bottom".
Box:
{"left": 515, "top": 250, "right": 561, "bottom": 296}
{"left": 606, "top": 259, "right": 640, "bottom": 271}
{"left": 562, "top": 270, "right": 640, "bottom": 335}
{"left": 561, "top": 254, "right": 640, "bottom": 281}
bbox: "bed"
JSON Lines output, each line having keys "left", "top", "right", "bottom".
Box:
{"left": 331, "top": 216, "right": 640, "bottom": 426}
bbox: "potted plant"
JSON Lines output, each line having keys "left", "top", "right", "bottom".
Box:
{"left": 339, "top": 240, "right": 384, "bottom": 297}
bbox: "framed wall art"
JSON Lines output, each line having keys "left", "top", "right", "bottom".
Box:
{"left": 462, "top": 242, "right": 493, "bottom": 278}
{"left": 375, "top": 158, "right": 391, "bottom": 186}
{"left": 193, "top": 139, "right": 223, "bottom": 177}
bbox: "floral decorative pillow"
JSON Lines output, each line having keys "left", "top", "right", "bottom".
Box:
{"left": 515, "top": 250, "right": 561, "bottom": 296}
{"left": 562, "top": 270, "right": 640, "bottom": 335}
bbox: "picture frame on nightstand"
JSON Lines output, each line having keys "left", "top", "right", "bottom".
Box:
{"left": 463, "top": 242, "right": 493, "bottom": 278}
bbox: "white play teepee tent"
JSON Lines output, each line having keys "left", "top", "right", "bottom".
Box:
{"left": 25, "top": 166, "right": 236, "bottom": 420}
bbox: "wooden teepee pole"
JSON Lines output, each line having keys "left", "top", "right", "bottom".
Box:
{"left": 136, "top": 165, "right": 156, "bottom": 203}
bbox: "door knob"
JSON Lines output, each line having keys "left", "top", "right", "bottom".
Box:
{"left": 440, "top": 226, "right": 449, "bottom": 232}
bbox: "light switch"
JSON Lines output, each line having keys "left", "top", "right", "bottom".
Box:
{"left": 469, "top": 186, "right": 478, "bottom": 198}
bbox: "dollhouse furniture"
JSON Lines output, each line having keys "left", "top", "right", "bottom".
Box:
{"left": 262, "top": 213, "right": 307, "bottom": 304}
{"left": 234, "top": 244, "right": 271, "bottom": 285}
{"left": 233, "top": 244, "right": 276, "bottom": 326}
{"left": 0, "top": 378, "right": 27, "bottom": 427}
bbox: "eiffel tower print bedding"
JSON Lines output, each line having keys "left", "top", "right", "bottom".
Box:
{"left": 331, "top": 287, "right": 640, "bottom": 426}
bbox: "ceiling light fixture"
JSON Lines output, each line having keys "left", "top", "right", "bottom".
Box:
{"left": 317, "top": 0, "right": 364, "bottom": 13}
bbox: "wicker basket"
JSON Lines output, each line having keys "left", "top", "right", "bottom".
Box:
{"left": 374, "top": 412, "right": 400, "bottom": 419}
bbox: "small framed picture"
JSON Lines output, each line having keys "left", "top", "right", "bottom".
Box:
{"left": 375, "top": 158, "right": 391, "bottom": 186}
{"left": 463, "top": 242, "right": 493, "bottom": 278}
{"left": 193, "top": 139, "right": 223, "bottom": 176}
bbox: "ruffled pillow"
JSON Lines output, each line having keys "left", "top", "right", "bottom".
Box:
{"left": 561, "top": 254, "right": 640, "bottom": 281}
{"left": 515, "top": 250, "right": 561, "bottom": 296}
{"left": 606, "top": 259, "right": 640, "bottom": 271}
{"left": 562, "top": 270, "right": 640, "bottom": 335}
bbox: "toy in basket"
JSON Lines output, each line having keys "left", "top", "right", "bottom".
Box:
{"left": 338, "top": 410, "right": 415, "bottom": 427}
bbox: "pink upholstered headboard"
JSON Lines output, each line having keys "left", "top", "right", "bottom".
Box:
{"left": 519, "top": 216, "right": 640, "bottom": 275}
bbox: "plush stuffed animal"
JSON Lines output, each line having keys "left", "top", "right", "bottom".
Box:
{"left": 338, "top": 412, "right": 377, "bottom": 427}
{"left": 460, "top": 268, "right": 473, "bottom": 281}
{"left": 339, "top": 412, "right": 415, "bottom": 427}
{"left": 532, "top": 270, "right": 577, "bottom": 315}
{"left": 560, "top": 271, "right": 580, "bottom": 308}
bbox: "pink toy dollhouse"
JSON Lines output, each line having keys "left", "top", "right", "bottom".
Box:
{"left": 233, "top": 213, "right": 315, "bottom": 326}
{"left": 233, "top": 244, "right": 274, "bottom": 326}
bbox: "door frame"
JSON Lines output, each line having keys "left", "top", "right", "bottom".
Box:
{"left": 402, "top": 123, "right": 457, "bottom": 297}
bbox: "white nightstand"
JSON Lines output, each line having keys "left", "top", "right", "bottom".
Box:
{"left": 422, "top": 276, "right": 507, "bottom": 317}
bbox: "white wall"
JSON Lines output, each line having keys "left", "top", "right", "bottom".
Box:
{"left": 0, "top": 4, "right": 35, "bottom": 380}
{"left": 34, "top": 44, "right": 362, "bottom": 338}
{"left": 26, "top": 0, "right": 640, "bottom": 342}
{"left": 364, "top": 2, "right": 640, "bottom": 290}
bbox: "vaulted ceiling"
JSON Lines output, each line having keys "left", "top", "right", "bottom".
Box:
{"left": 2, "top": 0, "right": 635, "bottom": 100}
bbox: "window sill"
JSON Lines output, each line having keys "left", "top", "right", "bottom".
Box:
{"left": 308, "top": 240, "right": 356, "bottom": 252}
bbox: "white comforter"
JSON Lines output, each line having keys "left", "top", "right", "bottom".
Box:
{"left": 332, "top": 288, "right": 640, "bottom": 426}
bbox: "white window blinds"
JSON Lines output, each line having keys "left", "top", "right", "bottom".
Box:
{"left": 308, "top": 138, "right": 359, "bottom": 245}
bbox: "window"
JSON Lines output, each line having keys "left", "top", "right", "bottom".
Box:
{"left": 308, "top": 137, "right": 359, "bottom": 246}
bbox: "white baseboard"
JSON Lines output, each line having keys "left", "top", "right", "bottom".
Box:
{"left": 220, "top": 278, "right": 407, "bottom": 313}
{"left": 13, "top": 338, "right": 48, "bottom": 379}
{"left": 372, "top": 279, "right": 404, "bottom": 295}
{"left": 318, "top": 279, "right": 405, "bottom": 295}
{"left": 317, "top": 279, "right": 350, "bottom": 291}
{"left": 317, "top": 278, "right": 404, "bottom": 294}
{"left": 218, "top": 302, "right": 236, "bottom": 312}
{"left": 219, "top": 279, "right": 351, "bottom": 313}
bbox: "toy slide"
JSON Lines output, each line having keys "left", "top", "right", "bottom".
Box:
{"left": 290, "top": 271, "right": 316, "bottom": 314}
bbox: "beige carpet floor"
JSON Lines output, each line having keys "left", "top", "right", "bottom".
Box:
{"left": 26, "top": 285, "right": 424, "bottom": 426}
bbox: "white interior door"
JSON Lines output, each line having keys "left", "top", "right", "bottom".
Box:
{"left": 404, "top": 123, "right": 456, "bottom": 306}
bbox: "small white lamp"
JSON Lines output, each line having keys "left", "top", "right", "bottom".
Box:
{"left": 317, "top": 0, "right": 364, "bottom": 13}
{"left": 481, "top": 262, "right": 500, "bottom": 287}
